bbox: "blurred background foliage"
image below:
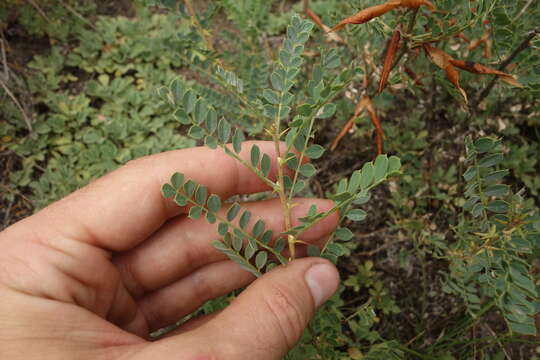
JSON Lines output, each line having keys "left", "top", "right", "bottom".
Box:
{"left": 0, "top": 0, "right": 538, "bottom": 358}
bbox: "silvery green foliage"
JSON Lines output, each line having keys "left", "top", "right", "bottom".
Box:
{"left": 441, "top": 137, "right": 540, "bottom": 335}
{"left": 160, "top": 15, "right": 402, "bottom": 277}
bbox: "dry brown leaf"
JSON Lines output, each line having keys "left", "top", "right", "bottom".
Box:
{"left": 306, "top": 8, "right": 345, "bottom": 43}
{"left": 330, "top": 96, "right": 383, "bottom": 154}
{"left": 330, "top": 2, "right": 400, "bottom": 32}
{"left": 424, "top": 45, "right": 468, "bottom": 103}
{"left": 468, "top": 38, "right": 482, "bottom": 51}
{"left": 330, "top": 0, "right": 435, "bottom": 32}
{"left": 399, "top": 0, "right": 436, "bottom": 11}
{"left": 378, "top": 28, "right": 401, "bottom": 95}
{"left": 468, "top": 30, "right": 492, "bottom": 58}
{"left": 364, "top": 96, "right": 384, "bottom": 154}
{"left": 450, "top": 59, "right": 522, "bottom": 87}
{"left": 330, "top": 96, "right": 370, "bottom": 151}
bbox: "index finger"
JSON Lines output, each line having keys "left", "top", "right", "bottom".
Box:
{"left": 20, "top": 141, "right": 283, "bottom": 252}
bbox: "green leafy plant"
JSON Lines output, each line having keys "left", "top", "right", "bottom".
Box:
{"left": 160, "top": 15, "right": 402, "bottom": 273}
{"left": 3, "top": 8, "right": 196, "bottom": 208}
{"left": 440, "top": 136, "right": 539, "bottom": 336}
{"left": 2, "top": 0, "right": 539, "bottom": 357}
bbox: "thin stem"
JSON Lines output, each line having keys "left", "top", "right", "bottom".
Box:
{"left": 184, "top": 195, "right": 285, "bottom": 263}
{"left": 25, "top": 0, "right": 51, "bottom": 23}
{"left": 511, "top": 0, "right": 534, "bottom": 23}
{"left": 0, "top": 33, "right": 8, "bottom": 81}
{"left": 0, "top": 78, "right": 32, "bottom": 131}
{"left": 0, "top": 183, "right": 33, "bottom": 205}
{"left": 473, "top": 153, "right": 489, "bottom": 223}
{"left": 284, "top": 72, "right": 353, "bottom": 157}
{"left": 221, "top": 145, "right": 278, "bottom": 190}
{"left": 58, "top": 0, "right": 97, "bottom": 30}
{"left": 273, "top": 101, "right": 295, "bottom": 259}
{"left": 473, "top": 26, "right": 540, "bottom": 109}
{"left": 176, "top": 53, "right": 265, "bottom": 122}
{"left": 184, "top": 0, "right": 216, "bottom": 54}
{"left": 286, "top": 116, "right": 316, "bottom": 203}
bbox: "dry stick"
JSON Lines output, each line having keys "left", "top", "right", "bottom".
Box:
{"left": 473, "top": 26, "right": 540, "bottom": 109}
{"left": 0, "top": 35, "right": 8, "bottom": 81}
{"left": 483, "top": 323, "right": 511, "bottom": 360}
{"left": 57, "top": 0, "right": 97, "bottom": 31}
{"left": 0, "top": 78, "right": 32, "bottom": 131}
{"left": 512, "top": 0, "right": 534, "bottom": 23}
{"left": 0, "top": 183, "right": 33, "bottom": 207}
{"left": 26, "top": 0, "right": 51, "bottom": 23}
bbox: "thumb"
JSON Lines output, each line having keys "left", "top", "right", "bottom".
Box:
{"left": 203, "top": 258, "right": 339, "bottom": 359}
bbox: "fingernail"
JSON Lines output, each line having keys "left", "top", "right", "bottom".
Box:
{"left": 304, "top": 263, "right": 339, "bottom": 308}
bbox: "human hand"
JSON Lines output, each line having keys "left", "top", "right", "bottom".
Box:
{"left": 0, "top": 141, "right": 339, "bottom": 360}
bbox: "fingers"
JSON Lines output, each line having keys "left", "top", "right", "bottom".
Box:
{"left": 114, "top": 198, "right": 338, "bottom": 298}
{"left": 137, "top": 260, "right": 253, "bottom": 332}
{"left": 142, "top": 258, "right": 339, "bottom": 360}
{"left": 19, "top": 141, "right": 284, "bottom": 252}
{"left": 203, "top": 259, "right": 339, "bottom": 359}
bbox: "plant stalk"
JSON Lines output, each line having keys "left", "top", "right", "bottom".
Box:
{"left": 273, "top": 102, "right": 296, "bottom": 260}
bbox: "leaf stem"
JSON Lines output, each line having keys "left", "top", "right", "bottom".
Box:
{"left": 273, "top": 100, "right": 296, "bottom": 260}
{"left": 184, "top": 0, "right": 215, "bottom": 54}
{"left": 184, "top": 194, "right": 286, "bottom": 263}
{"left": 220, "top": 145, "right": 278, "bottom": 190}
{"left": 176, "top": 53, "right": 266, "bottom": 122}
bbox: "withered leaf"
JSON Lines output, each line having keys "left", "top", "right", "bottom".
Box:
{"left": 364, "top": 96, "right": 384, "bottom": 155}
{"left": 424, "top": 45, "right": 468, "bottom": 103}
{"left": 378, "top": 28, "right": 401, "bottom": 95}
{"left": 330, "top": 0, "right": 435, "bottom": 32}
{"left": 468, "top": 30, "right": 492, "bottom": 58}
{"left": 330, "top": 96, "right": 370, "bottom": 151}
{"left": 331, "top": 96, "right": 383, "bottom": 154}
{"left": 450, "top": 59, "right": 522, "bottom": 87}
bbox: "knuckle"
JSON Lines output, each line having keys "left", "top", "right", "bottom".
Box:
{"left": 114, "top": 257, "right": 146, "bottom": 298}
{"left": 262, "top": 283, "right": 306, "bottom": 349}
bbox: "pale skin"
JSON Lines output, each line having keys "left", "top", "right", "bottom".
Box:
{"left": 0, "top": 141, "right": 340, "bottom": 359}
